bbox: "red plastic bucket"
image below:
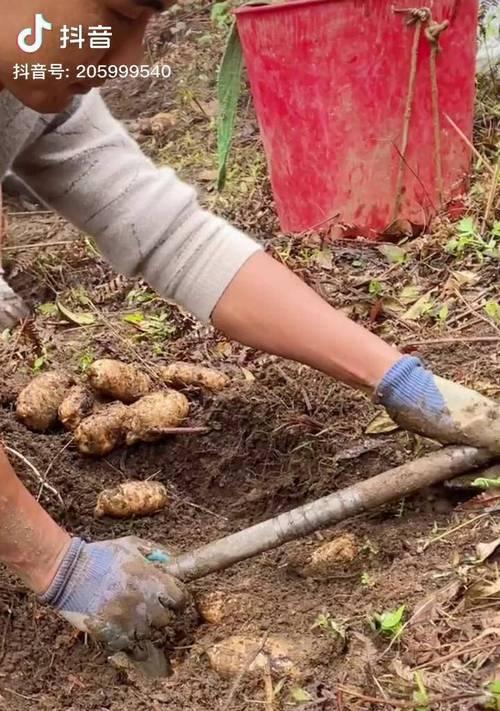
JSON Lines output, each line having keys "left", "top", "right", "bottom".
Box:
{"left": 234, "top": 0, "right": 478, "bottom": 237}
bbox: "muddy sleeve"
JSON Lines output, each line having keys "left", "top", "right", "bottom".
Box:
{"left": 12, "top": 90, "right": 261, "bottom": 323}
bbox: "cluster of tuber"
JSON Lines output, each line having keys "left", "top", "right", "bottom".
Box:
{"left": 16, "top": 358, "right": 229, "bottom": 456}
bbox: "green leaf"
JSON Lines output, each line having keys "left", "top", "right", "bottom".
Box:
{"left": 368, "top": 279, "right": 383, "bottom": 296}
{"left": 123, "top": 312, "right": 145, "bottom": 325}
{"left": 38, "top": 302, "right": 58, "bottom": 317}
{"left": 379, "top": 604, "right": 405, "bottom": 631}
{"left": 290, "top": 687, "right": 313, "bottom": 703}
{"left": 437, "top": 304, "right": 449, "bottom": 321}
{"left": 211, "top": 1, "right": 230, "bottom": 28}
{"left": 472, "top": 477, "right": 500, "bottom": 490}
{"left": 457, "top": 216, "right": 477, "bottom": 237}
{"left": 216, "top": 21, "right": 244, "bottom": 190}
{"left": 33, "top": 355, "right": 47, "bottom": 372}
{"left": 485, "top": 301, "right": 500, "bottom": 322}
{"left": 57, "top": 301, "right": 95, "bottom": 326}
{"left": 488, "top": 680, "right": 500, "bottom": 695}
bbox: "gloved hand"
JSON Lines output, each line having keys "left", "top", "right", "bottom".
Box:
{"left": 39, "top": 536, "right": 187, "bottom": 651}
{"left": 375, "top": 355, "right": 500, "bottom": 453}
{"left": 0, "top": 273, "right": 29, "bottom": 328}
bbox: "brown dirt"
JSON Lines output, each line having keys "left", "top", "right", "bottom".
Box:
{"left": 1, "top": 3, "right": 500, "bottom": 710}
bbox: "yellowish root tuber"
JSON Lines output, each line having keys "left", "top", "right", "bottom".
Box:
{"left": 87, "top": 359, "right": 152, "bottom": 403}
{"left": 159, "top": 362, "right": 229, "bottom": 392}
{"left": 58, "top": 385, "right": 95, "bottom": 430}
{"left": 74, "top": 402, "right": 128, "bottom": 456}
{"left": 16, "top": 371, "right": 74, "bottom": 431}
{"left": 125, "top": 391, "right": 189, "bottom": 445}
{"left": 195, "top": 590, "right": 253, "bottom": 624}
{"left": 206, "top": 635, "right": 319, "bottom": 680}
{"left": 95, "top": 480, "right": 168, "bottom": 518}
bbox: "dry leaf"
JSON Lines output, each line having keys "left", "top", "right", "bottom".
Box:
{"left": 399, "top": 285, "right": 422, "bottom": 305}
{"left": 241, "top": 367, "right": 256, "bottom": 382}
{"left": 57, "top": 301, "right": 96, "bottom": 326}
{"left": 408, "top": 579, "right": 462, "bottom": 625}
{"left": 365, "top": 410, "right": 399, "bottom": 435}
{"left": 403, "top": 290, "right": 435, "bottom": 321}
{"left": 381, "top": 296, "right": 405, "bottom": 316}
{"left": 377, "top": 243, "right": 407, "bottom": 263}
{"left": 476, "top": 538, "right": 500, "bottom": 564}
{"left": 197, "top": 168, "right": 218, "bottom": 182}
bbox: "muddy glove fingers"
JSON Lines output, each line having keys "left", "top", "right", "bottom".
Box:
{"left": 39, "top": 536, "right": 187, "bottom": 652}
{"left": 0, "top": 275, "right": 29, "bottom": 328}
{"left": 375, "top": 355, "right": 500, "bottom": 453}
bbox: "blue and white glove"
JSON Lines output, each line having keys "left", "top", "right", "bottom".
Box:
{"left": 39, "top": 536, "right": 186, "bottom": 651}
{"left": 375, "top": 355, "right": 500, "bottom": 453}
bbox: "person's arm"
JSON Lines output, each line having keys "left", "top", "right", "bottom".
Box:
{"left": 212, "top": 251, "right": 500, "bottom": 453}
{"left": 0, "top": 445, "right": 70, "bottom": 593}
{"left": 213, "top": 251, "right": 400, "bottom": 391}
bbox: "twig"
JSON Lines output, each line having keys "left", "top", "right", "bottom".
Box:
{"left": 482, "top": 159, "right": 499, "bottom": 234}
{"left": 155, "top": 426, "right": 209, "bottom": 435}
{"left": 415, "top": 638, "right": 500, "bottom": 670}
{"left": 335, "top": 685, "right": 484, "bottom": 708}
{"left": 262, "top": 657, "right": 274, "bottom": 711}
{"left": 444, "top": 113, "right": 495, "bottom": 175}
{"left": 335, "top": 685, "right": 409, "bottom": 708}
{"left": 221, "top": 633, "right": 269, "bottom": 711}
{"left": 4, "top": 446, "right": 65, "bottom": 508}
{"left": 167, "top": 484, "right": 228, "bottom": 521}
{"left": 454, "top": 288, "right": 500, "bottom": 335}
{"left": 42, "top": 437, "right": 74, "bottom": 480}
{"left": 3, "top": 239, "right": 72, "bottom": 252}
{"left": 420, "top": 512, "right": 489, "bottom": 551}
{"left": 401, "top": 335, "right": 500, "bottom": 349}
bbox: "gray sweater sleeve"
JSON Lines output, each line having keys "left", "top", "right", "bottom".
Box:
{"left": 13, "top": 90, "right": 262, "bottom": 322}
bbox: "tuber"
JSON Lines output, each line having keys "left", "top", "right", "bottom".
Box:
{"left": 95, "top": 480, "right": 168, "bottom": 518}
{"left": 74, "top": 402, "right": 128, "bottom": 456}
{"left": 206, "top": 635, "right": 319, "bottom": 680}
{"left": 125, "top": 391, "right": 189, "bottom": 445}
{"left": 58, "top": 385, "right": 94, "bottom": 430}
{"left": 16, "top": 371, "right": 74, "bottom": 431}
{"left": 195, "top": 590, "right": 250, "bottom": 625}
{"left": 87, "top": 358, "right": 151, "bottom": 403}
{"left": 159, "top": 362, "right": 229, "bottom": 392}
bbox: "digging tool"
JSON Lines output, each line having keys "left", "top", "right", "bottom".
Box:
{"left": 163, "top": 445, "right": 495, "bottom": 582}
{"left": 120, "top": 445, "right": 496, "bottom": 676}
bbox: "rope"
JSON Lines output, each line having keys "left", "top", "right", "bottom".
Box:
{"left": 392, "top": 7, "right": 449, "bottom": 221}
{"left": 426, "top": 19, "right": 449, "bottom": 206}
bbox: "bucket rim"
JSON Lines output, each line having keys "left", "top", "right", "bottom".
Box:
{"left": 234, "top": 0, "right": 338, "bottom": 17}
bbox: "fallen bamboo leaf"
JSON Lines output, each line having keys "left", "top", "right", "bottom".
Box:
{"left": 57, "top": 301, "right": 96, "bottom": 326}
{"left": 290, "top": 687, "right": 313, "bottom": 703}
{"left": 403, "top": 291, "right": 435, "bottom": 321}
{"left": 476, "top": 538, "right": 500, "bottom": 564}
{"left": 377, "top": 243, "right": 407, "bottom": 264}
{"left": 365, "top": 410, "right": 399, "bottom": 435}
{"left": 399, "top": 285, "right": 422, "bottom": 305}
